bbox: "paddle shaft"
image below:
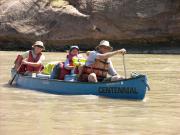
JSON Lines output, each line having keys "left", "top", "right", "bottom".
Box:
{"left": 122, "top": 54, "right": 127, "bottom": 79}
{"left": 9, "top": 64, "right": 22, "bottom": 85}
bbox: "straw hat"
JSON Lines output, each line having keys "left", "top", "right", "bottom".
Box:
{"left": 96, "top": 40, "right": 113, "bottom": 51}
{"left": 32, "top": 41, "right": 45, "bottom": 50}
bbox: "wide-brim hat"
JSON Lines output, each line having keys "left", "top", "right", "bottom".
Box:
{"left": 32, "top": 41, "right": 45, "bottom": 50}
{"left": 96, "top": 40, "right": 113, "bottom": 51}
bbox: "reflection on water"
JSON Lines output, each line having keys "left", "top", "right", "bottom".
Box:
{"left": 0, "top": 51, "right": 180, "bottom": 135}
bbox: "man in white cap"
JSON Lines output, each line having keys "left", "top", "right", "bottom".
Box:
{"left": 79, "top": 40, "right": 126, "bottom": 82}
{"left": 13, "top": 41, "right": 45, "bottom": 75}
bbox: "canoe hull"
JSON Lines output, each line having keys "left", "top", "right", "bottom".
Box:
{"left": 13, "top": 74, "right": 148, "bottom": 100}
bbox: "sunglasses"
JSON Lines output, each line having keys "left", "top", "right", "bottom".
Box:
{"left": 35, "top": 45, "right": 44, "bottom": 49}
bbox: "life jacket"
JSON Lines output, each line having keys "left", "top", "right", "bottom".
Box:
{"left": 42, "top": 61, "right": 59, "bottom": 75}
{"left": 58, "top": 62, "right": 70, "bottom": 80}
{"left": 79, "top": 59, "right": 109, "bottom": 82}
{"left": 14, "top": 55, "right": 26, "bottom": 73}
{"left": 14, "top": 50, "right": 43, "bottom": 73}
{"left": 58, "top": 54, "right": 81, "bottom": 80}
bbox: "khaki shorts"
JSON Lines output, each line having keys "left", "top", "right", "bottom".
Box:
{"left": 103, "top": 76, "right": 124, "bottom": 82}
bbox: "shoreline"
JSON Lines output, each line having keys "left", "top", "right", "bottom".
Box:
{"left": 1, "top": 47, "right": 180, "bottom": 55}
{"left": 0, "top": 37, "right": 180, "bottom": 54}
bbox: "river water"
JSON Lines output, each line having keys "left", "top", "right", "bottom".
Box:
{"left": 0, "top": 51, "right": 180, "bottom": 135}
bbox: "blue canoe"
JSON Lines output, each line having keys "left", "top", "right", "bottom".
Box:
{"left": 12, "top": 73, "right": 149, "bottom": 100}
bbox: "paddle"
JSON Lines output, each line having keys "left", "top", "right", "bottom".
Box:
{"left": 8, "top": 64, "right": 22, "bottom": 85}
{"left": 122, "top": 54, "right": 127, "bottom": 79}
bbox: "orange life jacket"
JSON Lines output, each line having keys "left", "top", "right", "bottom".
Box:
{"left": 79, "top": 59, "right": 109, "bottom": 82}
{"left": 14, "top": 50, "right": 43, "bottom": 73}
{"left": 58, "top": 54, "right": 81, "bottom": 80}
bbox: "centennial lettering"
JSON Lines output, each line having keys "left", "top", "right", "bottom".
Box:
{"left": 98, "top": 87, "right": 138, "bottom": 94}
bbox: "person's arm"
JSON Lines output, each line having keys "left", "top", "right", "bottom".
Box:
{"left": 77, "top": 54, "right": 83, "bottom": 58}
{"left": 22, "top": 59, "right": 41, "bottom": 67}
{"left": 64, "top": 58, "right": 75, "bottom": 70}
{"left": 22, "top": 55, "right": 45, "bottom": 67}
{"left": 108, "top": 60, "right": 118, "bottom": 76}
{"left": 96, "top": 48, "right": 126, "bottom": 60}
{"left": 14, "top": 51, "right": 29, "bottom": 70}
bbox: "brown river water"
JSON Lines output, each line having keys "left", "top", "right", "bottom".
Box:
{"left": 0, "top": 51, "right": 180, "bottom": 135}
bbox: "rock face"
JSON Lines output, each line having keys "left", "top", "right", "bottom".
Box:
{"left": 0, "top": 0, "right": 180, "bottom": 52}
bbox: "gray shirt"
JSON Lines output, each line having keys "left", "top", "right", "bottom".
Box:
{"left": 86, "top": 51, "right": 117, "bottom": 76}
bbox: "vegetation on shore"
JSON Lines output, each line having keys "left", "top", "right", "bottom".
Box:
{"left": 0, "top": 37, "right": 179, "bottom": 54}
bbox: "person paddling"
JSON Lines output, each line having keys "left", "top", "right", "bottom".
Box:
{"left": 13, "top": 41, "right": 45, "bottom": 75}
{"left": 79, "top": 40, "right": 126, "bottom": 82}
